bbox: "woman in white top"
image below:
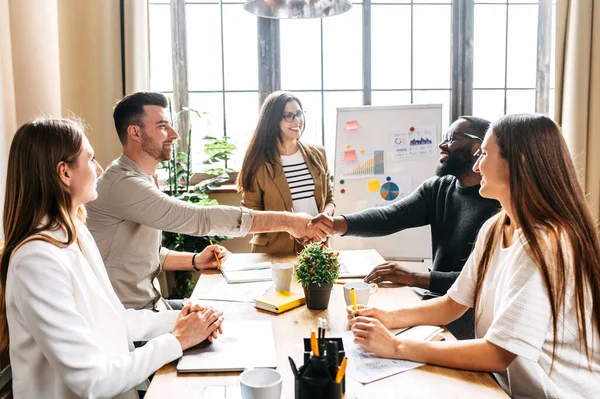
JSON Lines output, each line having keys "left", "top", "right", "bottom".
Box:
{"left": 347, "top": 114, "right": 600, "bottom": 398}
{"left": 237, "top": 91, "right": 335, "bottom": 253}
{"left": 0, "top": 118, "right": 225, "bottom": 399}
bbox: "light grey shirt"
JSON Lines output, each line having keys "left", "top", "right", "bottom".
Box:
{"left": 86, "top": 154, "right": 253, "bottom": 310}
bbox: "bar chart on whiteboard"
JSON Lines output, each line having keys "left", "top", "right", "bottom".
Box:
{"left": 339, "top": 150, "right": 385, "bottom": 179}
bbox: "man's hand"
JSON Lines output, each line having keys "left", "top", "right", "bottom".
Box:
{"left": 350, "top": 316, "right": 401, "bottom": 359}
{"left": 194, "top": 245, "right": 228, "bottom": 270}
{"left": 364, "top": 261, "right": 429, "bottom": 288}
{"left": 346, "top": 305, "right": 395, "bottom": 329}
{"left": 287, "top": 213, "right": 330, "bottom": 243}
{"left": 172, "top": 303, "right": 224, "bottom": 350}
{"left": 308, "top": 213, "right": 334, "bottom": 236}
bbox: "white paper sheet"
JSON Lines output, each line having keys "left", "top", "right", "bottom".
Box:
{"left": 342, "top": 325, "right": 444, "bottom": 384}
{"left": 195, "top": 280, "right": 272, "bottom": 302}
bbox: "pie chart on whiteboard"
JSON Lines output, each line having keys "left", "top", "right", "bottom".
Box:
{"left": 380, "top": 182, "right": 399, "bottom": 201}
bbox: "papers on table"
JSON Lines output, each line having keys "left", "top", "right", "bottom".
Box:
{"left": 222, "top": 261, "right": 272, "bottom": 272}
{"left": 195, "top": 280, "right": 272, "bottom": 303}
{"left": 342, "top": 325, "right": 444, "bottom": 384}
{"left": 221, "top": 261, "right": 273, "bottom": 283}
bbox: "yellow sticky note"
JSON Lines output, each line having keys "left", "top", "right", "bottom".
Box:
{"left": 345, "top": 143, "right": 351, "bottom": 149}
{"left": 344, "top": 150, "right": 357, "bottom": 162}
{"left": 359, "top": 149, "right": 365, "bottom": 154}
{"left": 367, "top": 179, "right": 381, "bottom": 192}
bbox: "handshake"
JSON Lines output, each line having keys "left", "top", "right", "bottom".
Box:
{"left": 287, "top": 212, "right": 346, "bottom": 246}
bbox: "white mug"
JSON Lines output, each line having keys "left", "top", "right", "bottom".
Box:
{"left": 343, "top": 282, "right": 378, "bottom": 306}
{"left": 271, "top": 263, "right": 294, "bottom": 292}
{"left": 240, "top": 368, "right": 282, "bottom": 399}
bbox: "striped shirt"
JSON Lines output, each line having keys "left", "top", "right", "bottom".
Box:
{"left": 281, "top": 150, "right": 319, "bottom": 216}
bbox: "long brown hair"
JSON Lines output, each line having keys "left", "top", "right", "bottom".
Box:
{"left": 237, "top": 91, "right": 305, "bottom": 192}
{"left": 473, "top": 114, "right": 600, "bottom": 365}
{"left": 0, "top": 118, "right": 86, "bottom": 352}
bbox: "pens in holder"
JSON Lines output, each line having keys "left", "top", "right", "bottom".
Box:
{"left": 350, "top": 288, "right": 358, "bottom": 316}
{"left": 335, "top": 357, "right": 348, "bottom": 384}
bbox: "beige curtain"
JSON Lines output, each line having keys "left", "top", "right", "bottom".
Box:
{"left": 0, "top": 0, "right": 155, "bottom": 238}
{"left": 555, "top": 0, "right": 600, "bottom": 221}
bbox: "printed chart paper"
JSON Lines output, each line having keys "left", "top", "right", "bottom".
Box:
{"left": 390, "top": 125, "right": 437, "bottom": 161}
{"left": 340, "top": 150, "right": 385, "bottom": 179}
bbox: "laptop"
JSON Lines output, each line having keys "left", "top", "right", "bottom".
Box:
{"left": 176, "top": 320, "right": 278, "bottom": 373}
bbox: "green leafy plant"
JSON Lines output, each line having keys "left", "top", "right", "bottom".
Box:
{"left": 202, "top": 135, "right": 237, "bottom": 176}
{"left": 157, "top": 104, "right": 231, "bottom": 299}
{"left": 295, "top": 243, "right": 340, "bottom": 286}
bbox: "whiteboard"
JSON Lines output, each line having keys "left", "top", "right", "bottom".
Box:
{"left": 331, "top": 104, "right": 442, "bottom": 260}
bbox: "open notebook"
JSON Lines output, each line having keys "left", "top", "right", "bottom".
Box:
{"left": 177, "top": 320, "right": 278, "bottom": 373}
{"left": 221, "top": 261, "right": 273, "bottom": 283}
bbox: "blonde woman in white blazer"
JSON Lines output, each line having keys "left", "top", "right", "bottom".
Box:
{"left": 0, "top": 118, "right": 225, "bottom": 399}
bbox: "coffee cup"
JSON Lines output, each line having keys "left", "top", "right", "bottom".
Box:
{"left": 343, "top": 282, "right": 378, "bottom": 306}
{"left": 240, "top": 368, "right": 282, "bottom": 399}
{"left": 272, "top": 263, "right": 294, "bottom": 292}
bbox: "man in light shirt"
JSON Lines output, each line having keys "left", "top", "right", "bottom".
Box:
{"left": 87, "top": 92, "right": 324, "bottom": 311}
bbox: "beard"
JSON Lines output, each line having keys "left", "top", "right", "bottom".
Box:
{"left": 435, "top": 146, "right": 474, "bottom": 178}
{"left": 141, "top": 131, "right": 172, "bottom": 162}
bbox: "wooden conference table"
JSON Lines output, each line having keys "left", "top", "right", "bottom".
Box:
{"left": 146, "top": 250, "right": 508, "bottom": 399}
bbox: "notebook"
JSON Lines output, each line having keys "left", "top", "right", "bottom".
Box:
{"left": 254, "top": 290, "right": 306, "bottom": 314}
{"left": 221, "top": 262, "right": 273, "bottom": 284}
{"left": 177, "top": 320, "right": 278, "bottom": 373}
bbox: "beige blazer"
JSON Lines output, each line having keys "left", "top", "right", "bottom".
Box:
{"left": 241, "top": 142, "right": 335, "bottom": 253}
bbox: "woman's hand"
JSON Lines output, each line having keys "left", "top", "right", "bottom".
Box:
{"left": 346, "top": 305, "right": 395, "bottom": 328}
{"left": 172, "top": 303, "right": 224, "bottom": 350}
{"left": 350, "top": 316, "right": 401, "bottom": 359}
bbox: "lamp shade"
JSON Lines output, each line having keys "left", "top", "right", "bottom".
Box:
{"left": 243, "top": 0, "right": 352, "bottom": 19}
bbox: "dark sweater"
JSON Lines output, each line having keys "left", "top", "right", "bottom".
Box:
{"left": 343, "top": 176, "right": 500, "bottom": 294}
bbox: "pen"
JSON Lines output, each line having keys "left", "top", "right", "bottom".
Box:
{"left": 335, "top": 357, "right": 348, "bottom": 383}
{"left": 310, "top": 329, "right": 320, "bottom": 357}
{"left": 350, "top": 288, "right": 358, "bottom": 316}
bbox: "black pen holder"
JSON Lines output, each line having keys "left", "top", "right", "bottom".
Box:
{"left": 302, "top": 337, "right": 345, "bottom": 392}
{"left": 295, "top": 355, "right": 342, "bottom": 399}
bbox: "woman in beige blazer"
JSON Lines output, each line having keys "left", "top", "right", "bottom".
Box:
{"left": 238, "top": 91, "right": 335, "bottom": 253}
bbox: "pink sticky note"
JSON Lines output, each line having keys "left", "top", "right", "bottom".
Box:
{"left": 344, "top": 150, "right": 357, "bottom": 162}
{"left": 345, "top": 120, "right": 359, "bottom": 131}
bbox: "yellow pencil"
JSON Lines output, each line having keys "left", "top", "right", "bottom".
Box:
{"left": 334, "top": 280, "right": 347, "bottom": 285}
{"left": 335, "top": 357, "right": 348, "bottom": 383}
{"left": 209, "top": 239, "right": 222, "bottom": 270}
{"left": 310, "top": 329, "right": 320, "bottom": 356}
{"left": 350, "top": 288, "right": 358, "bottom": 315}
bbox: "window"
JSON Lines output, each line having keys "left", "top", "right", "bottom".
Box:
{"left": 148, "top": 0, "right": 554, "bottom": 172}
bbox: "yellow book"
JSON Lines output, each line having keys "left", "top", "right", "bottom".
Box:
{"left": 254, "top": 290, "right": 306, "bottom": 314}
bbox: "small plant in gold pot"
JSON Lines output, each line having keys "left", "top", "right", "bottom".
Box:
{"left": 295, "top": 243, "right": 340, "bottom": 310}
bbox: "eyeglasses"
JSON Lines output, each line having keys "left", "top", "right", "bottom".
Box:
{"left": 472, "top": 148, "right": 482, "bottom": 158}
{"left": 282, "top": 110, "right": 305, "bottom": 122}
{"left": 441, "top": 130, "right": 482, "bottom": 144}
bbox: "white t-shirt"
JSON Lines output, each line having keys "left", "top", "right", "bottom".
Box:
{"left": 281, "top": 150, "right": 319, "bottom": 216}
{"left": 448, "top": 218, "right": 600, "bottom": 399}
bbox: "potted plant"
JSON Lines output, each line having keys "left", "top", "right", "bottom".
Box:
{"left": 295, "top": 243, "right": 341, "bottom": 310}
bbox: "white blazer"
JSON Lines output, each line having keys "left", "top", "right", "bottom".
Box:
{"left": 6, "top": 220, "right": 182, "bottom": 399}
